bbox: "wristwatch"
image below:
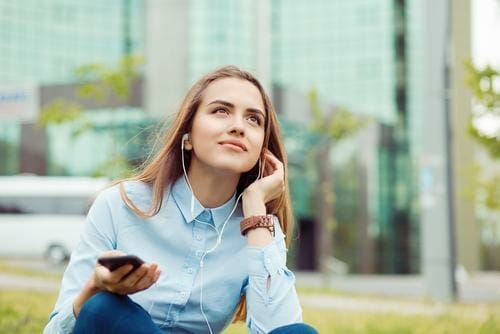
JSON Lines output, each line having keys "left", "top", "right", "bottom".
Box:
{"left": 240, "top": 214, "right": 275, "bottom": 237}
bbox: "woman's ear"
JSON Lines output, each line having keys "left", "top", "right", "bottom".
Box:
{"left": 183, "top": 133, "right": 193, "bottom": 150}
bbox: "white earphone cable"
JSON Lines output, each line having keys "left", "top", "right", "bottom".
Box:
{"left": 181, "top": 134, "right": 195, "bottom": 215}
{"left": 182, "top": 133, "right": 263, "bottom": 334}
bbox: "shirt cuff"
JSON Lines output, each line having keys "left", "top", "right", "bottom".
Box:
{"left": 51, "top": 302, "right": 77, "bottom": 333}
{"left": 247, "top": 241, "right": 284, "bottom": 277}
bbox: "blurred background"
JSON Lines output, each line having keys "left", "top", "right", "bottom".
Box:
{"left": 0, "top": 0, "right": 499, "bottom": 333}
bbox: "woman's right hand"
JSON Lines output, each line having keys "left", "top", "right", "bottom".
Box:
{"left": 91, "top": 250, "right": 161, "bottom": 295}
{"left": 74, "top": 250, "right": 161, "bottom": 317}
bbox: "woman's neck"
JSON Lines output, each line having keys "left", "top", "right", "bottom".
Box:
{"left": 186, "top": 161, "right": 240, "bottom": 209}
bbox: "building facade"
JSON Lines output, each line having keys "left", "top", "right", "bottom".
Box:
{"left": 0, "top": 0, "right": 478, "bottom": 275}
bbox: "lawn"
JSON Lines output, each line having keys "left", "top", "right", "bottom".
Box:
{"left": 1, "top": 288, "right": 499, "bottom": 334}
{"left": 0, "top": 260, "right": 499, "bottom": 333}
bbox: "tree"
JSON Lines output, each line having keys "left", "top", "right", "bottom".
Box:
{"left": 464, "top": 60, "right": 500, "bottom": 211}
{"left": 308, "top": 88, "right": 369, "bottom": 280}
{"left": 464, "top": 60, "right": 500, "bottom": 269}
{"left": 37, "top": 54, "right": 147, "bottom": 179}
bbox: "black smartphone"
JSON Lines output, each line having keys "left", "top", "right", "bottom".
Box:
{"left": 97, "top": 255, "right": 145, "bottom": 272}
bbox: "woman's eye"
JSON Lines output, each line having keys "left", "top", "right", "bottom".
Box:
{"left": 248, "top": 115, "right": 261, "bottom": 125}
{"left": 214, "top": 108, "right": 228, "bottom": 114}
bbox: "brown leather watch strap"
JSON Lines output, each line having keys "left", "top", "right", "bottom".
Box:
{"left": 240, "top": 214, "right": 275, "bottom": 237}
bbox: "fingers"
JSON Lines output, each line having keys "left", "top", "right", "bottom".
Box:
{"left": 98, "top": 263, "right": 134, "bottom": 284}
{"left": 121, "top": 264, "right": 149, "bottom": 287}
{"left": 116, "top": 263, "right": 159, "bottom": 293}
{"left": 110, "top": 263, "right": 162, "bottom": 294}
{"left": 135, "top": 263, "right": 162, "bottom": 291}
{"left": 263, "top": 149, "right": 283, "bottom": 171}
{"left": 95, "top": 256, "right": 162, "bottom": 295}
{"left": 257, "top": 149, "right": 286, "bottom": 202}
{"left": 261, "top": 150, "right": 284, "bottom": 181}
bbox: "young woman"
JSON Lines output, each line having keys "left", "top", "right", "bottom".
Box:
{"left": 44, "top": 66, "right": 317, "bottom": 334}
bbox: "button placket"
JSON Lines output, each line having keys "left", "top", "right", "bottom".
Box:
{"left": 182, "top": 219, "right": 208, "bottom": 283}
{"left": 162, "top": 307, "right": 181, "bottom": 328}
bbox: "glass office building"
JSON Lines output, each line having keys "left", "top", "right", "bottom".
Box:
{"left": 188, "top": 0, "right": 257, "bottom": 83}
{"left": 0, "top": 0, "right": 145, "bottom": 176}
{"left": 0, "top": 0, "right": 143, "bottom": 84}
{"left": 270, "top": 0, "right": 417, "bottom": 273}
{"left": 272, "top": 0, "right": 396, "bottom": 123}
{"left": 0, "top": 0, "right": 425, "bottom": 274}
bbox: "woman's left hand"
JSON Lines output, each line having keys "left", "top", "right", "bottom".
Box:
{"left": 245, "top": 148, "right": 285, "bottom": 204}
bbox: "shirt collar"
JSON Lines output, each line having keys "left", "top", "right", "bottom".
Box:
{"left": 171, "top": 175, "right": 238, "bottom": 229}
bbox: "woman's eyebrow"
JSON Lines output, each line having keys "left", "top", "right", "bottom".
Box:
{"left": 207, "top": 99, "right": 266, "bottom": 117}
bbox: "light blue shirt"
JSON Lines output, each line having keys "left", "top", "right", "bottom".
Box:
{"left": 44, "top": 175, "right": 302, "bottom": 333}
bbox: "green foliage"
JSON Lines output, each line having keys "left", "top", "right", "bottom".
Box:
{"left": 308, "top": 89, "right": 323, "bottom": 132}
{"left": 90, "top": 154, "right": 135, "bottom": 180}
{"left": 37, "top": 99, "right": 83, "bottom": 127}
{"left": 37, "top": 55, "right": 144, "bottom": 179}
{"left": 74, "top": 54, "right": 143, "bottom": 101}
{"left": 464, "top": 60, "right": 500, "bottom": 212}
{"left": 308, "top": 88, "right": 369, "bottom": 142}
{"left": 465, "top": 60, "right": 500, "bottom": 111}
{"left": 468, "top": 120, "right": 500, "bottom": 159}
{"left": 477, "top": 173, "right": 500, "bottom": 211}
{"left": 306, "top": 88, "right": 371, "bottom": 267}
{"left": 464, "top": 59, "right": 500, "bottom": 159}
{"left": 39, "top": 54, "right": 143, "bottom": 130}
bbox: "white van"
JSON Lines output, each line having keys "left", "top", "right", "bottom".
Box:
{"left": 0, "top": 175, "right": 109, "bottom": 264}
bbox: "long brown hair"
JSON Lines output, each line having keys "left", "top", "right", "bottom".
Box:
{"left": 115, "top": 65, "right": 294, "bottom": 323}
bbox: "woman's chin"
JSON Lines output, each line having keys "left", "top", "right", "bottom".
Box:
{"left": 213, "top": 163, "right": 252, "bottom": 176}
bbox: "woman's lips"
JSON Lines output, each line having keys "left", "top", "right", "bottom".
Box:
{"left": 219, "top": 139, "right": 247, "bottom": 152}
{"left": 221, "top": 143, "right": 245, "bottom": 152}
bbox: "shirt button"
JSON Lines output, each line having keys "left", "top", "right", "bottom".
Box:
{"left": 180, "top": 291, "right": 186, "bottom": 297}
{"left": 196, "top": 235, "right": 202, "bottom": 241}
{"left": 187, "top": 268, "right": 193, "bottom": 274}
{"left": 196, "top": 250, "right": 203, "bottom": 257}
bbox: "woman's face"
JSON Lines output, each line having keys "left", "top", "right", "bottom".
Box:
{"left": 188, "top": 77, "right": 266, "bottom": 176}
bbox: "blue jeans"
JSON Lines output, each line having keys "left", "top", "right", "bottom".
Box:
{"left": 74, "top": 292, "right": 317, "bottom": 334}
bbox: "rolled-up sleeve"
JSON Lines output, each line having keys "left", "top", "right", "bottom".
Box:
{"left": 245, "top": 216, "right": 303, "bottom": 334}
{"left": 43, "top": 187, "right": 118, "bottom": 334}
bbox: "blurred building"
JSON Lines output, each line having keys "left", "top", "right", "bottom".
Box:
{"left": 0, "top": 0, "right": 145, "bottom": 176}
{"left": 271, "top": 0, "right": 415, "bottom": 274}
{"left": 0, "top": 1, "right": 143, "bottom": 83}
{"left": 0, "top": 0, "right": 482, "bottom": 275}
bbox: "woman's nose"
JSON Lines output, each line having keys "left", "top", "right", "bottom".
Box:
{"left": 229, "top": 116, "right": 245, "bottom": 135}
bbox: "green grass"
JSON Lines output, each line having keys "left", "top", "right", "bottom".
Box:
{"left": 0, "top": 290, "right": 57, "bottom": 334}
{"left": 1, "top": 261, "right": 499, "bottom": 334}
{"left": 0, "top": 260, "right": 62, "bottom": 281}
{"left": 224, "top": 308, "right": 500, "bottom": 334}
{"left": 1, "top": 288, "right": 499, "bottom": 334}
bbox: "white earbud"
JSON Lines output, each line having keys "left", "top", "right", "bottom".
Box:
{"left": 182, "top": 133, "right": 189, "bottom": 148}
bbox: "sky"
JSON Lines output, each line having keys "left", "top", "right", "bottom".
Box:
{"left": 471, "top": 0, "right": 500, "bottom": 136}
{"left": 472, "top": 0, "right": 500, "bottom": 67}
